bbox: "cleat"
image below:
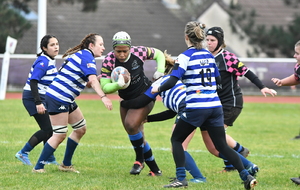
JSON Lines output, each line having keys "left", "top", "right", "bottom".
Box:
{"left": 243, "top": 175, "right": 257, "bottom": 190}
{"left": 190, "top": 177, "right": 207, "bottom": 183}
{"left": 247, "top": 164, "right": 259, "bottom": 177}
{"left": 15, "top": 151, "right": 32, "bottom": 166}
{"left": 45, "top": 155, "right": 59, "bottom": 165}
{"left": 59, "top": 164, "right": 80, "bottom": 173}
{"left": 218, "top": 167, "right": 236, "bottom": 173}
{"left": 32, "top": 168, "right": 46, "bottom": 173}
{"left": 240, "top": 147, "right": 250, "bottom": 157}
{"left": 130, "top": 161, "right": 144, "bottom": 175}
{"left": 163, "top": 178, "right": 188, "bottom": 188}
{"left": 147, "top": 170, "right": 162, "bottom": 176}
{"left": 291, "top": 177, "right": 300, "bottom": 185}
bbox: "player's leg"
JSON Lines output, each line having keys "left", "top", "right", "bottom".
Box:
{"left": 163, "top": 119, "right": 196, "bottom": 188}
{"left": 16, "top": 112, "right": 53, "bottom": 166}
{"left": 121, "top": 101, "right": 156, "bottom": 175}
{"left": 33, "top": 112, "right": 68, "bottom": 173}
{"left": 205, "top": 107, "right": 257, "bottom": 189}
{"left": 181, "top": 129, "right": 206, "bottom": 183}
{"left": 33, "top": 97, "right": 69, "bottom": 173}
{"left": 222, "top": 107, "right": 249, "bottom": 172}
{"left": 59, "top": 104, "right": 85, "bottom": 173}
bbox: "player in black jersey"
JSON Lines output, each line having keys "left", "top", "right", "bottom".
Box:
{"left": 206, "top": 26, "right": 276, "bottom": 172}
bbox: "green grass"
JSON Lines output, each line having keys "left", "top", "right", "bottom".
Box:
{"left": 0, "top": 98, "right": 300, "bottom": 189}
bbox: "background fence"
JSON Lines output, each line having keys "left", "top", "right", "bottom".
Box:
{"left": 0, "top": 54, "right": 298, "bottom": 96}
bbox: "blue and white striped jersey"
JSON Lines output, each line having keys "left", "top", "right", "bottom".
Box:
{"left": 46, "top": 49, "right": 97, "bottom": 104}
{"left": 145, "top": 75, "right": 186, "bottom": 113}
{"left": 23, "top": 53, "right": 57, "bottom": 94}
{"left": 170, "top": 47, "right": 222, "bottom": 109}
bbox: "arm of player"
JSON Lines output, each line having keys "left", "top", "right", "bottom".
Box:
{"left": 88, "top": 75, "right": 113, "bottom": 110}
{"left": 152, "top": 48, "right": 166, "bottom": 80}
{"left": 152, "top": 75, "right": 178, "bottom": 93}
{"left": 272, "top": 74, "right": 300, "bottom": 86}
{"left": 244, "top": 70, "right": 276, "bottom": 97}
{"left": 100, "top": 78, "right": 122, "bottom": 94}
{"left": 147, "top": 109, "right": 177, "bottom": 122}
{"left": 30, "top": 79, "right": 46, "bottom": 114}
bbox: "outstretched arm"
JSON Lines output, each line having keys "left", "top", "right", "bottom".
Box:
{"left": 147, "top": 109, "right": 177, "bottom": 122}
{"left": 245, "top": 70, "right": 276, "bottom": 97}
{"left": 272, "top": 74, "right": 300, "bottom": 86}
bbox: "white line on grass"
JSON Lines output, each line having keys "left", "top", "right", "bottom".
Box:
{"left": 5, "top": 141, "right": 300, "bottom": 159}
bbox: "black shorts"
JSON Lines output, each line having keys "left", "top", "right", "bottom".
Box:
{"left": 223, "top": 106, "right": 242, "bottom": 126}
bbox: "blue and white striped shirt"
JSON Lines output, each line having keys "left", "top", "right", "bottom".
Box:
{"left": 170, "top": 47, "right": 222, "bottom": 109}
{"left": 145, "top": 75, "right": 186, "bottom": 113}
{"left": 46, "top": 49, "right": 97, "bottom": 104}
{"left": 23, "top": 53, "right": 57, "bottom": 94}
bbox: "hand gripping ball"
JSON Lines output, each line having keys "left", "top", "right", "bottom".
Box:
{"left": 111, "top": 66, "right": 131, "bottom": 89}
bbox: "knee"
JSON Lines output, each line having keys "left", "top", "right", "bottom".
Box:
{"left": 71, "top": 119, "right": 87, "bottom": 136}
{"left": 74, "top": 126, "right": 86, "bottom": 136}
{"left": 124, "top": 122, "right": 138, "bottom": 134}
{"left": 53, "top": 133, "right": 67, "bottom": 144}
{"left": 208, "top": 148, "right": 219, "bottom": 157}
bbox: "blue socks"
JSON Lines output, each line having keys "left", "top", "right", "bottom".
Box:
{"left": 219, "top": 152, "right": 252, "bottom": 169}
{"left": 176, "top": 167, "right": 186, "bottom": 181}
{"left": 35, "top": 142, "right": 55, "bottom": 169}
{"left": 184, "top": 151, "right": 205, "bottom": 179}
{"left": 129, "top": 132, "right": 144, "bottom": 163}
{"left": 63, "top": 137, "right": 78, "bottom": 166}
{"left": 21, "top": 142, "right": 33, "bottom": 154}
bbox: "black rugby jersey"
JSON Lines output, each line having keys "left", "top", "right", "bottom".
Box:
{"left": 215, "top": 49, "right": 248, "bottom": 109}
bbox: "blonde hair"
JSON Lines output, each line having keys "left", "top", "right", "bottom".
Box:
{"left": 164, "top": 50, "right": 175, "bottom": 75}
{"left": 62, "top": 33, "right": 100, "bottom": 58}
{"left": 185, "top": 21, "right": 206, "bottom": 49}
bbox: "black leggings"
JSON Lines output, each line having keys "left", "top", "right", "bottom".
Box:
{"left": 28, "top": 112, "right": 53, "bottom": 147}
{"left": 171, "top": 118, "right": 244, "bottom": 172}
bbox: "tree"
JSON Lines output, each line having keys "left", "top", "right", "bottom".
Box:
{"left": 0, "top": 0, "right": 31, "bottom": 53}
{"left": 0, "top": 0, "right": 99, "bottom": 53}
{"left": 228, "top": 0, "right": 300, "bottom": 57}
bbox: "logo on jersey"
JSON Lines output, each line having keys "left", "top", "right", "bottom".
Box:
{"left": 40, "top": 63, "right": 45, "bottom": 67}
{"left": 132, "top": 60, "right": 139, "bottom": 70}
{"left": 87, "top": 63, "right": 96, "bottom": 69}
{"left": 200, "top": 59, "right": 209, "bottom": 66}
{"left": 238, "top": 61, "right": 245, "bottom": 68}
{"left": 58, "top": 105, "right": 66, "bottom": 110}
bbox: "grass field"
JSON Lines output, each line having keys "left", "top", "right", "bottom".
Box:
{"left": 1, "top": 98, "right": 300, "bottom": 189}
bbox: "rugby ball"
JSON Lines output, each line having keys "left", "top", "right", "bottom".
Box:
{"left": 111, "top": 66, "right": 131, "bottom": 89}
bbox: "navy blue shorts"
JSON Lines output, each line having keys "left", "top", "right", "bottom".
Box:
{"left": 180, "top": 107, "right": 224, "bottom": 131}
{"left": 22, "top": 90, "right": 46, "bottom": 116}
{"left": 175, "top": 99, "right": 186, "bottom": 123}
{"left": 45, "top": 96, "right": 78, "bottom": 115}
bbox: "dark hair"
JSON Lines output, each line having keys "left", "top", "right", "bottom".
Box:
{"left": 62, "top": 33, "right": 101, "bottom": 58}
{"left": 37, "top": 34, "right": 57, "bottom": 57}
{"left": 184, "top": 21, "right": 206, "bottom": 49}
